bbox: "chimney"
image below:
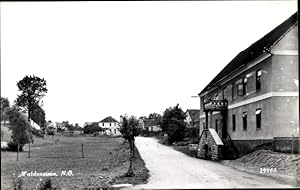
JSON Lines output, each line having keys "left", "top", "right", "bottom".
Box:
{"left": 120, "top": 115, "right": 123, "bottom": 123}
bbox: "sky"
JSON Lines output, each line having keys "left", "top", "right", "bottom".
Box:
{"left": 1, "top": 1, "right": 298, "bottom": 126}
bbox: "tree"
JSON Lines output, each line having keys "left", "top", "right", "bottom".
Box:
{"left": 15, "top": 75, "right": 48, "bottom": 122}
{"left": 74, "top": 123, "right": 80, "bottom": 130}
{"left": 161, "top": 104, "right": 187, "bottom": 144}
{"left": 4, "top": 106, "right": 32, "bottom": 152}
{"left": 119, "top": 115, "right": 141, "bottom": 176}
{"left": 63, "top": 121, "right": 75, "bottom": 131}
{"left": 1, "top": 97, "right": 10, "bottom": 126}
{"left": 15, "top": 75, "right": 47, "bottom": 158}
{"left": 83, "top": 123, "right": 102, "bottom": 134}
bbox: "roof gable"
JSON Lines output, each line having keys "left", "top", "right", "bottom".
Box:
{"left": 100, "top": 116, "right": 118, "bottom": 123}
{"left": 271, "top": 23, "right": 298, "bottom": 52}
{"left": 186, "top": 109, "right": 200, "bottom": 120}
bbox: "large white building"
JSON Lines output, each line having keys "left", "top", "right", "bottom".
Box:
{"left": 99, "top": 116, "right": 121, "bottom": 136}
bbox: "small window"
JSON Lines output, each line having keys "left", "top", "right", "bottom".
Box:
{"left": 242, "top": 112, "right": 247, "bottom": 130}
{"left": 232, "top": 114, "right": 236, "bottom": 132}
{"left": 102, "top": 123, "right": 104, "bottom": 127}
{"left": 256, "top": 70, "right": 262, "bottom": 91}
{"left": 215, "top": 119, "right": 218, "bottom": 133}
{"left": 223, "top": 87, "right": 227, "bottom": 100}
{"left": 110, "top": 123, "right": 111, "bottom": 126}
{"left": 238, "top": 84, "right": 244, "bottom": 96}
{"left": 256, "top": 109, "right": 262, "bottom": 129}
{"left": 232, "top": 83, "right": 237, "bottom": 100}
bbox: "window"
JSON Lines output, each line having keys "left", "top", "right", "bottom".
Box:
{"left": 232, "top": 83, "right": 237, "bottom": 100}
{"left": 110, "top": 123, "right": 111, "bottom": 126}
{"left": 243, "top": 77, "right": 247, "bottom": 95}
{"left": 256, "top": 109, "right": 262, "bottom": 129}
{"left": 232, "top": 114, "right": 236, "bottom": 131}
{"left": 215, "top": 119, "right": 218, "bottom": 133}
{"left": 223, "top": 87, "right": 228, "bottom": 100}
{"left": 242, "top": 112, "right": 247, "bottom": 130}
{"left": 102, "top": 123, "right": 104, "bottom": 127}
{"left": 237, "top": 83, "right": 244, "bottom": 96}
{"left": 256, "top": 70, "right": 262, "bottom": 91}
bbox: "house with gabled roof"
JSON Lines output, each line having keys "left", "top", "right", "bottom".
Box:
{"left": 99, "top": 116, "right": 121, "bottom": 136}
{"left": 185, "top": 109, "right": 200, "bottom": 128}
{"left": 197, "top": 12, "right": 299, "bottom": 160}
{"left": 147, "top": 118, "right": 162, "bottom": 132}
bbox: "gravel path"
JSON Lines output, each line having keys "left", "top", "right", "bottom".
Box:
{"left": 133, "top": 137, "right": 292, "bottom": 189}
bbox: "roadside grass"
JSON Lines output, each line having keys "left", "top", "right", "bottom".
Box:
{"left": 156, "top": 135, "right": 199, "bottom": 157}
{"left": 1, "top": 135, "right": 149, "bottom": 189}
{"left": 172, "top": 145, "right": 197, "bottom": 158}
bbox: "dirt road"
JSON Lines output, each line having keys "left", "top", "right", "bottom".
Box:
{"left": 134, "top": 137, "right": 291, "bottom": 189}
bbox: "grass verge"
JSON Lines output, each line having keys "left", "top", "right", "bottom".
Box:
{"left": 1, "top": 135, "right": 149, "bottom": 189}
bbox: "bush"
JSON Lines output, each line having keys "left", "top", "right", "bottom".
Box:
{"left": 83, "top": 124, "right": 103, "bottom": 134}
{"left": 184, "top": 127, "right": 199, "bottom": 138}
{"left": 32, "top": 128, "right": 44, "bottom": 137}
{"left": 161, "top": 104, "right": 187, "bottom": 144}
{"left": 4, "top": 106, "right": 32, "bottom": 145}
{"left": 7, "top": 141, "right": 24, "bottom": 151}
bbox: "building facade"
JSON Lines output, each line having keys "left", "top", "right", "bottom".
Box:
{"left": 143, "top": 118, "right": 162, "bottom": 132}
{"left": 99, "top": 116, "right": 121, "bottom": 136}
{"left": 197, "top": 12, "right": 299, "bottom": 160}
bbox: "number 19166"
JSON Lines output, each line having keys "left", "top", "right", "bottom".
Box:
{"left": 260, "top": 167, "right": 277, "bottom": 173}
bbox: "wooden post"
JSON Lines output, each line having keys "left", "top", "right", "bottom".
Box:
{"left": 17, "top": 143, "right": 19, "bottom": 161}
{"left": 28, "top": 142, "right": 30, "bottom": 158}
{"left": 82, "top": 144, "right": 84, "bottom": 158}
{"left": 132, "top": 139, "right": 135, "bottom": 157}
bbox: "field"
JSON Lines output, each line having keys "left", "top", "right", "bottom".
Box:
{"left": 1, "top": 134, "right": 149, "bottom": 189}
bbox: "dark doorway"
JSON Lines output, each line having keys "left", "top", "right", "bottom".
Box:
{"left": 204, "top": 144, "right": 209, "bottom": 160}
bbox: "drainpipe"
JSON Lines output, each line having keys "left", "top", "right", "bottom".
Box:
{"left": 209, "top": 111, "right": 213, "bottom": 129}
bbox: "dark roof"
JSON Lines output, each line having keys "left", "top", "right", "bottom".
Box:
{"left": 193, "top": 112, "right": 200, "bottom": 123}
{"left": 186, "top": 109, "right": 200, "bottom": 120}
{"left": 144, "top": 118, "right": 161, "bottom": 127}
{"left": 199, "top": 12, "right": 298, "bottom": 95}
{"left": 100, "top": 116, "right": 118, "bottom": 123}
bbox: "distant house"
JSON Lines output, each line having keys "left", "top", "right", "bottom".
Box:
{"left": 143, "top": 118, "right": 162, "bottom": 132}
{"left": 56, "top": 122, "right": 66, "bottom": 131}
{"left": 99, "top": 116, "right": 121, "bottom": 136}
{"left": 185, "top": 109, "right": 200, "bottom": 128}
